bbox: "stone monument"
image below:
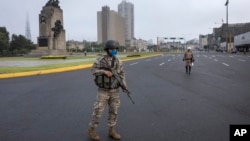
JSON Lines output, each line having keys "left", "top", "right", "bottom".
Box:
{"left": 35, "top": 0, "right": 67, "bottom": 56}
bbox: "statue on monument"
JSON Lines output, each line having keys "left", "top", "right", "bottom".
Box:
{"left": 46, "top": 0, "right": 60, "bottom": 8}
{"left": 51, "top": 20, "right": 63, "bottom": 38}
{"left": 31, "top": 0, "right": 66, "bottom": 56}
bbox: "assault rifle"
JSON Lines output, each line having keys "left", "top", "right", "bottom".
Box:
{"left": 102, "top": 57, "right": 135, "bottom": 104}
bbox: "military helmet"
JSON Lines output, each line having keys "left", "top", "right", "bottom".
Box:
{"left": 104, "top": 40, "right": 119, "bottom": 50}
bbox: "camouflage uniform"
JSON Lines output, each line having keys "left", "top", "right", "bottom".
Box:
{"left": 89, "top": 55, "right": 127, "bottom": 128}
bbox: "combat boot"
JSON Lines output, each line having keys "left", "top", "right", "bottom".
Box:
{"left": 189, "top": 66, "right": 191, "bottom": 74}
{"left": 88, "top": 127, "right": 100, "bottom": 141}
{"left": 185, "top": 66, "right": 188, "bottom": 74}
{"left": 109, "top": 126, "right": 121, "bottom": 140}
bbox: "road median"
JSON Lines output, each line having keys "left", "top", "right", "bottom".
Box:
{"left": 0, "top": 64, "right": 92, "bottom": 79}
{"left": 0, "top": 54, "right": 162, "bottom": 79}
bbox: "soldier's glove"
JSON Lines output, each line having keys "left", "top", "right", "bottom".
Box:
{"left": 122, "top": 87, "right": 127, "bottom": 91}
{"left": 122, "top": 87, "right": 129, "bottom": 93}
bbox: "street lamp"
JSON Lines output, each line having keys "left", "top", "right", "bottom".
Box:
{"left": 157, "top": 37, "right": 159, "bottom": 52}
{"left": 225, "top": 0, "right": 229, "bottom": 52}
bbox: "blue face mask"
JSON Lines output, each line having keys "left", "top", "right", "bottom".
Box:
{"left": 109, "top": 49, "right": 117, "bottom": 57}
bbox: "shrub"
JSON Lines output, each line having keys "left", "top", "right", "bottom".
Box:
{"left": 41, "top": 56, "right": 67, "bottom": 59}
{"left": 126, "top": 54, "right": 141, "bottom": 57}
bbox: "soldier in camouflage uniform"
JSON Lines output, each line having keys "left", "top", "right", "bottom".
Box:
{"left": 88, "top": 40, "right": 128, "bottom": 141}
{"left": 183, "top": 47, "right": 195, "bottom": 74}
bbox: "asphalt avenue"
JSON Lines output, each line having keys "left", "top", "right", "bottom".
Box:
{"left": 0, "top": 51, "right": 250, "bottom": 141}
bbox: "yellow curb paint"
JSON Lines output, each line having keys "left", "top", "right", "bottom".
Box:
{"left": 0, "top": 54, "right": 162, "bottom": 79}
{"left": 0, "top": 64, "right": 92, "bottom": 79}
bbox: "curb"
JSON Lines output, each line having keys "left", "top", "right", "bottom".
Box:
{"left": 0, "top": 64, "right": 93, "bottom": 79}
{"left": 0, "top": 54, "right": 162, "bottom": 79}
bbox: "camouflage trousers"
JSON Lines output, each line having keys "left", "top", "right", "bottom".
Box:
{"left": 89, "top": 88, "right": 120, "bottom": 128}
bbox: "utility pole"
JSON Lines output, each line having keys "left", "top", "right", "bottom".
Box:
{"left": 225, "top": 0, "right": 229, "bottom": 52}
{"left": 157, "top": 37, "right": 159, "bottom": 52}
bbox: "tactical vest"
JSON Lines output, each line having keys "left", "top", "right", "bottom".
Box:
{"left": 94, "top": 57, "right": 120, "bottom": 89}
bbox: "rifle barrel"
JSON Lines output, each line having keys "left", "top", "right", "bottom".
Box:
{"left": 128, "top": 94, "right": 135, "bottom": 104}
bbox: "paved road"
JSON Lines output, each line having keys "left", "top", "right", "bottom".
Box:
{"left": 0, "top": 52, "right": 250, "bottom": 141}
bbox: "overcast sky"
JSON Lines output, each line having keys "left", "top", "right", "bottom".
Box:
{"left": 1, "top": 0, "right": 250, "bottom": 44}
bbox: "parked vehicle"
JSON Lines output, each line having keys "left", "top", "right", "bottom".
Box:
{"left": 216, "top": 48, "right": 223, "bottom": 52}
{"left": 231, "top": 49, "right": 237, "bottom": 53}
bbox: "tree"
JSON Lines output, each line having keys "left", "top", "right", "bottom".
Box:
{"left": 84, "top": 42, "right": 104, "bottom": 53}
{"left": 10, "top": 34, "right": 36, "bottom": 56}
{"left": 0, "top": 27, "right": 10, "bottom": 56}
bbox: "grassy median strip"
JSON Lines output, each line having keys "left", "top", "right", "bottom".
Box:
{"left": 0, "top": 57, "right": 41, "bottom": 61}
{"left": 0, "top": 55, "right": 99, "bottom": 61}
{"left": 0, "top": 61, "right": 94, "bottom": 74}
{"left": 0, "top": 52, "right": 163, "bottom": 74}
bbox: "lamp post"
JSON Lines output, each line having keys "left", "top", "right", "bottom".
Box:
{"left": 225, "top": 0, "right": 229, "bottom": 52}
{"left": 157, "top": 37, "right": 159, "bottom": 52}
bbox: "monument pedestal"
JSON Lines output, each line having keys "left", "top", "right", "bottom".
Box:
{"left": 28, "top": 49, "right": 49, "bottom": 57}
{"left": 31, "top": 0, "right": 67, "bottom": 57}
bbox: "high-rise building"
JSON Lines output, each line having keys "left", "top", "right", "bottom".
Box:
{"left": 118, "top": 0, "right": 134, "bottom": 41}
{"left": 97, "top": 6, "right": 125, "bottom": 46}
